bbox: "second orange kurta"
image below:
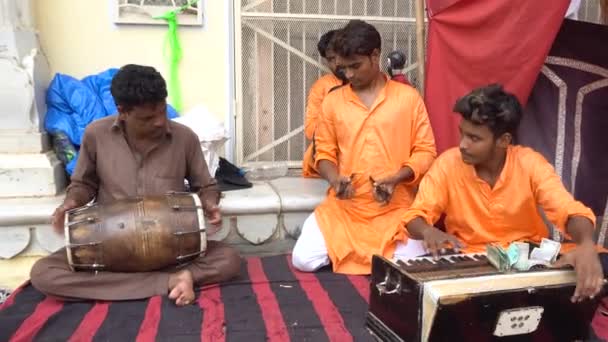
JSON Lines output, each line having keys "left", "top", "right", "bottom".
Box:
{"left": 402, "top": 146, "right": 597, "bottom": 254}
{"left": 302, "top": 73, "right": 344, "bottom": 178}
{"left": 314, "top": 79, "right": 436, "bottom": 274}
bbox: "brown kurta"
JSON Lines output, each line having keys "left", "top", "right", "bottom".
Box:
{"left": 67, "top": 115, "right": 219, "bottom": 205}
{"left": 30, "top": 115, "right": 241, "bottom": 301}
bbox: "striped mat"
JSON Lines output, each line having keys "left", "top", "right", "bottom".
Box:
{"left": 0, "top": 254, "right": 374, "bottom": 342}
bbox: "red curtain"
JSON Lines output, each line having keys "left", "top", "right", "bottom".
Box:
{"left": 424, "top": 0, "right": 570, "bottom": 152}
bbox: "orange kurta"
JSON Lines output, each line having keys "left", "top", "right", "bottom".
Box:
{"left": 314, "top": 79, "right": 437, "bottom": 274}
{"left": 302, "top": 73, "right": 344, "bottom": 178}
{"left": 402, "top": 146, "right": 597, "bottom": 253}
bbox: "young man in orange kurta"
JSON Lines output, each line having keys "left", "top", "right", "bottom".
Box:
{"left": 402, "top": 84, "right": 604, "bottom": 302}
{"left": 292, "top": 20, "right": 436, "bottom": 275}
{"left": 302, "top": 29, "right": 347, "bottom": 178}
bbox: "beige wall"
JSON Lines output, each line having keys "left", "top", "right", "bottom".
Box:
{"left": 32, "top": 0, "right": 231, "bottom": 122}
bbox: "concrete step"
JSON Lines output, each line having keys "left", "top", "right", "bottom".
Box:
{"left": 0, "top": 193, "right": 65, "bottom": 259}
{"left": 0, "top": 177, "right": 329, "bottom": 289}
{"left": 0, "top": 131, "right": 50, "bottom": 153}
{"left": 0, "top": 177, "right": 330, "bottom": 257}
{"left": 0, "top": 152, "right": 66, "bottom": 197}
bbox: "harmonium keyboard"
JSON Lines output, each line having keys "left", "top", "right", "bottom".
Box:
{"left": 367, "top": 253, "right": 604, "bottom": 342}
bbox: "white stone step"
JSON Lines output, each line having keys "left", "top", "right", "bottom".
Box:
{"left": 0, "top": 193, "right": 65, "bottom": 259}
{"left": 0, "top": 177, "right": 330, "bottom": 259}
{"left": 269, "top": 177, "right": 329, "bottom": 239}
{"left": 0, "top": 151, "right": 67, "bottom": 197}
{"left": 0, "top": 192, "right": 64, "bottom": 226}
{"left": 0, "top": 131, "right": 50, "bottom": 153}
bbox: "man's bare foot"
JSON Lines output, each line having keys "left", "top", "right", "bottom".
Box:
{"left": 168, "top": 269, "right": 195, "bottom": 306}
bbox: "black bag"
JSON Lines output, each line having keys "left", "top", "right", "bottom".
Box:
{"left": 214, "top": 157, "right": 252, "bottom": 192}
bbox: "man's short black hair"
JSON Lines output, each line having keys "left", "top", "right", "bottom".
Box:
{"left": 331, "top": 20, "right": 382, "bottom": 58}
{"left": 111, "top": 64, "right": 168, "bottom": 110}
{"left": 317, "top": 29, "right": 339, "bottom": 58}
{"left": 453, "top": 84, "right": 523, "bottom": 138}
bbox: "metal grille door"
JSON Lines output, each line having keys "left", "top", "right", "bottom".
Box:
{"left": 235, "top": 0, "right": 425, "bottom": 166}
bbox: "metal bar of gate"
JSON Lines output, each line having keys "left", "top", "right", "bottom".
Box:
{"left": 243, "top": 21, "right": 330, "bottom": 72}
{"left": 243, "top": 0, "right": 271, "bottom": 12}
{"left": 245, "top": 126, "right": 304, "bottom": 161}
{"left": 241, "top": 12, "right": 417, "bottom": 23}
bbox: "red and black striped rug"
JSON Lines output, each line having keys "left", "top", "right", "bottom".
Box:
{"left": 0, "top": 254, "right": 374, "bottom": 341}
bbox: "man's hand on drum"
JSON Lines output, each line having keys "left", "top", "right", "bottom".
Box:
{"left": 51, "top": 199, "right": 80, "bottom": 234}
{"left": 203, "top": 200, "right": 222, "bottom": 235}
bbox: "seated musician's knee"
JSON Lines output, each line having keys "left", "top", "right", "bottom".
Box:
{"left": 291, "top": 213, "right": 329, "bottom": 272}
{"left": 291, "top": 245, "right": 323, "bottom": 272}
{"left": 30, "top": 257, "right": 57, "bottom": 294}
{"left": 291, "top": 245, "right": 307, "bottom": 271}
{"left": 220, "top": 246, "right": 241, "bottom": 281}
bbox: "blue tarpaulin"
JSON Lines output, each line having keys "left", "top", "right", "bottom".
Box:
{"left": 44, "top": 68, "right": 178, "bottom": 174}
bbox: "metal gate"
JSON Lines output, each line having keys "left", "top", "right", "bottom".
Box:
{"left": 234, "top": 0, "right": 425, "bottom": 166}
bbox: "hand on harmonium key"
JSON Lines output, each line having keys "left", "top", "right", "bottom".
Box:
{"left": 421, "top": 226, "right": 466, "bottom": 260}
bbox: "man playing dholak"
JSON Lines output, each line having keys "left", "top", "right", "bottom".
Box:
{"left": 402, "top": 84, "right": 604, "bottom": 302}
{"left": 302, "top": 29, "right": 348, "bottom": 178}
{"left": 30, "top": 65, "right": 241, "bottom": 306}
{"left": 292, "top": 20, "right": 437, "bottom": 274}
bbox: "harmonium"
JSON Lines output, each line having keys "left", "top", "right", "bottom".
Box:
{"left": 367, "top": 253, "right": 604, "bottom": 342}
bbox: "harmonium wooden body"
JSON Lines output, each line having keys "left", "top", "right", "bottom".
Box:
{"left": 367, "top": 253, "right": 603, "bottom": 342}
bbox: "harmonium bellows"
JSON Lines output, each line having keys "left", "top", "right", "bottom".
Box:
{"left": 367, "top": 254, "right": 603, "bottom": 342}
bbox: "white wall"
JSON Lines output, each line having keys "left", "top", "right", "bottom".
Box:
{"left": 33, "top": 0, "right": 232, "bottom": 124}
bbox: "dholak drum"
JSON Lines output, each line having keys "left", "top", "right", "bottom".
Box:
{"left": 64, "top": 192, "right": 206, "bottom": 272}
